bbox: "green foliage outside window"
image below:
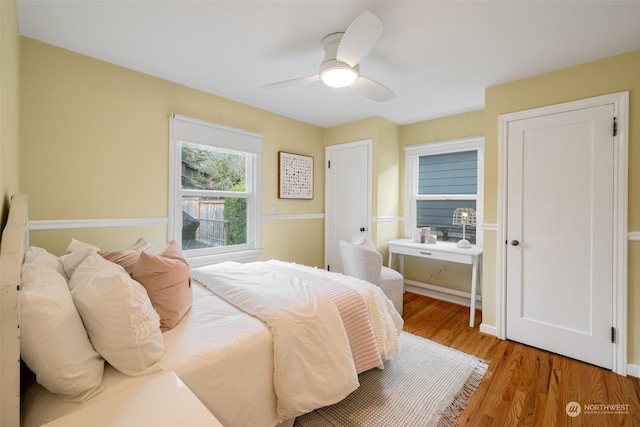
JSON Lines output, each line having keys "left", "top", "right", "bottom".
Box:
{"left": 182, "top": 144, "right": 246, "bottom": 191}
{"left": 223, "top": 184, "right": 247, "bottom": 245}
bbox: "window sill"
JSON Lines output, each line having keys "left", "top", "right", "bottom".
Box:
{"left": 186, "top": 249, "right": 263, "bottom": 268}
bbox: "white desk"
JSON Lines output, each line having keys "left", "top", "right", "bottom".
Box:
{"left": 43, "top": 371, "right": 223, "bottom": 427}
{"left": 387, "top": 239, "right": 483, "bottom": 328}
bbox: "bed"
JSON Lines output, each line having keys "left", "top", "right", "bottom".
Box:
{"left": 0, "top": 194, "right": 403, "bottom": 427}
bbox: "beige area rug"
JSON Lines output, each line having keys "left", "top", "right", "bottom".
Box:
{"left": 294, "top": 332, "right": 488, "bottom": 427}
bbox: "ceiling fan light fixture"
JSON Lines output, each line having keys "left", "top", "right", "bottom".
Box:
{"left": 262, "top": 12, "right": 395, "bottom": 101}
{"left": 320, "top": 60, "right": 358, "bottom": 88}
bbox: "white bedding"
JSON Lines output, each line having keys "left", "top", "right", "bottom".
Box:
{"left": 22, "top": 283, "right": 281, "bottom": 427}
{"left": 22, "top": 261, "right": 403, "bottom": 427}
{"left": 193, "top": 262, "right": 360, "bottom": 421}
{"left": 265, "top": 260, "right": 403, "bottom": 359}
{"left": 193, "top": 260, "right": 403, "bottom": 421}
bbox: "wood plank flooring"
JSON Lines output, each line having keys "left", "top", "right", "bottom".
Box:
{"left": 401, "top": 292, "right": 640, "bottom": 427}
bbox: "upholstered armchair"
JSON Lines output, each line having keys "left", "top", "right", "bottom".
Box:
{"left": 338, "top": 239, "right": 404, "bottom": 315}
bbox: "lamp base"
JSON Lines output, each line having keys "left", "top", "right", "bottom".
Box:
{"left": 456, "top": 239, "right": 472, "bottom": 249}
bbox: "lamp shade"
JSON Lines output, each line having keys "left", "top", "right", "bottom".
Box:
{"left": 452, "top": 207, "right": 477, "bottom": 226}
{"left": 452, "top": 207, "right": 477, "bottom": 248}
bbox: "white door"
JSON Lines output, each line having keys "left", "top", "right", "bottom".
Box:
{"left": 325, "top": 140, "right": 371, "bottom": 272}
{"left": 506, "top": 104, "right": 614, "bottom": 369}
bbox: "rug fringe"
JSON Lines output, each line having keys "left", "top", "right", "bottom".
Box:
{"left": 436, "top": 359, "right": 489, "bottom": 427}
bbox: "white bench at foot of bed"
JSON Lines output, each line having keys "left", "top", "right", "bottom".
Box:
{"left": 42, "top": 372, "right": 222, "bottom": 427}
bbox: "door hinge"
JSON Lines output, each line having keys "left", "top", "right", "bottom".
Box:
{"left": 611, "top": 326, "right": 615, "bottom": 343}
{"left": 613, "top": 117, "right": 617, "bottom": 137}
{"left": 327, "top": 160, "right": 331, "bottom": 169}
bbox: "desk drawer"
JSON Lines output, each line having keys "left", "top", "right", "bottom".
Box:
{"left": 390, "top": 245, "right": 473, "bottom": 264}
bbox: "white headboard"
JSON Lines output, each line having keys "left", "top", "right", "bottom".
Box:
{"left": 1, "top": 194, "right": 29, "bottom": 427}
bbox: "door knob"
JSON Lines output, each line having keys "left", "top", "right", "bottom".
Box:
{"left": 511, "top": 240, "right": 520, "bottom": 246}
{"left": 360, "top": 227, "right": 366, "bottom": 232}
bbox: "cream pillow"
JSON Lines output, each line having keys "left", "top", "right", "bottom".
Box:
{"left": 99, "top": 238, "right": 154, "bottom": 275}
{"left": 60, "top": 239, "right": 100, "bottom": 280}
{"left": 133, "top": 240, "right": 192, "bottom": 331}
{"left": 66, "top": 238, "right": 100, "bottom": 252}
{"left": 352, "top": 235, "right": 377, "bottom": 250}
{"left": 24, "top": 246, "right": 66, "bottom": 277}
{"left": 20, "top": 263, "right": 104, "bottom": 401}
{"left": 69, "top": 254, "right": 165, "bottom": 376}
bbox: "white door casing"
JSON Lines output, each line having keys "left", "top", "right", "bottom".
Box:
{"left": 325, "top": 140, "right": 372, "bottom": 273}
{"left": 497, "top": 92, "right": 628, "bottom": 375}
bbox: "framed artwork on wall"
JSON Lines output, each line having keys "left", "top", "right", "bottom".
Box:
{"left": 278, "top": 151, "right": 314, "bottom": 199}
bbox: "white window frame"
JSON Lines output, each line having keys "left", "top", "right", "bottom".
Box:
{"left": 169, "top": 114, "right": 262, "bottom": 266}
{"left": 404, "top": 136, "right": 484, "bottom": 247}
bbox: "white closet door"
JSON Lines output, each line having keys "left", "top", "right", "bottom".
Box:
{"left": 506, "top": 103, "right": 614, "bottom": 369}
{"left": 325, "top": 140, "right": 372, "bottom": 272}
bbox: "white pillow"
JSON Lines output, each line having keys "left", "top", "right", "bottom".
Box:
{"left": 351, "top": 235, "right": 377, "bottom": 250}
{"left": 66, "top": 238, "right": 100, "bottom": 252}
{"left": 20, "top": 263, "right": 104, "bottom": 401}
{"left": 24, "top": 246, "right": 66, "bottom": 277}
{"left": 69, "top": 254, "right": 165, "bottom": 376}
{"left": 60, "top": 239, "right": 100, "bottom": 280}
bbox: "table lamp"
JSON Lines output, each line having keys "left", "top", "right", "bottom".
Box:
{"left": 452, "top": 207, "right": 477, "bottom": 248}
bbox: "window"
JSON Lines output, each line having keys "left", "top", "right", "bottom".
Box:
{"left": 169, "top": 114, "right": 262, "bottom": 265}
{"left": 405, "top": 136, "right": 484, "bottom": 246}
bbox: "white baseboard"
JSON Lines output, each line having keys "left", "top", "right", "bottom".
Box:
{"left": 404, "top": 279, "right": 481, "bottom": 309}
{"left": 479, "top": 323, "right": 497, "bottom": 336}
{"left": 627, "top": 364, "right": 640, "bottom": 378}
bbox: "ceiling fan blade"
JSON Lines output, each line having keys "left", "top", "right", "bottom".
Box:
{"left": 260, "top": 75, "right": 320, "bottom": 90}
{"left": 337, "top": 11, "right": 383, "bottom": 67}
{"left": 351, "top": 76, "right": 396, "bottom": 102}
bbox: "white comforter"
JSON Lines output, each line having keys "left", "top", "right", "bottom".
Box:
{"left": 266, "top": 260, "right": 403, "bottom": 360}
{"left": 192, "top": 260, "right": 403, "bottom": 421}
{"left": 23, "top": 261, "right": 402, "bottom": 427}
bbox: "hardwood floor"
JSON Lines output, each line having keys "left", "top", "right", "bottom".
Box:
{"left": 401, "top": 292, "right": 640, "bottom": 427}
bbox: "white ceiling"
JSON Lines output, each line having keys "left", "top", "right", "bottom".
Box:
{"left": 16, "top": 1, "right": 640, "bottom": 128}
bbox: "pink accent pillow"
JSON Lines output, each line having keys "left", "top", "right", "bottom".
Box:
{"left": 99, "top": 238, "right": 154, "bottom": 276}
{"left": 133, "top": 241, "right": 192, "bottom": 331}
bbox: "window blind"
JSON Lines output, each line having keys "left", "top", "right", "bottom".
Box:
{"left": 170, "top": 114, "right": 262, "bottom": 154}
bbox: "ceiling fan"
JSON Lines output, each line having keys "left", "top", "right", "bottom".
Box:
{"left": 261, "top": 11, "right": 395, "bottom": 102}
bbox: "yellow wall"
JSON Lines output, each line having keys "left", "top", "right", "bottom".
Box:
{"left": 20, "top": 37, "right": 326, "bottom": 265}
{"left": 0, "top": 0, "right": 20, "bottom": 227}
{"left": 373, "top": 117, "right": 402, "bottom": 263}
{"left": 323, "top": 116, "right": 401, "bottom": 261}
{"left": 13, "top": 24, "right": 640, "bottom": 368}
{"left": 484, "top": 50, "right": 640, "bottom": 366}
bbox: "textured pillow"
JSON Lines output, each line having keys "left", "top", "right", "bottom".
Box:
{"left": 133, "top": 240, "right": 192, "bottom": 331}
{"left": 24, "top": 246, "right": 66, "bottom": 277}
{"left": 99, "top": 238, "right": 154, "bottom": 275}
{"left": 66, "top": 238, "right": 100, "bottom": 252}
{"left": 60, "top": 239, "right": 100, "bottom": 280}
{"left": 20, "top": 263, "right": 104, "bottom": 401}
{"left": 352, "top": 235, "right": 377, "bottom": 250}
{"left": 69, "top": 254, "right": 165, "bottom": 376}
